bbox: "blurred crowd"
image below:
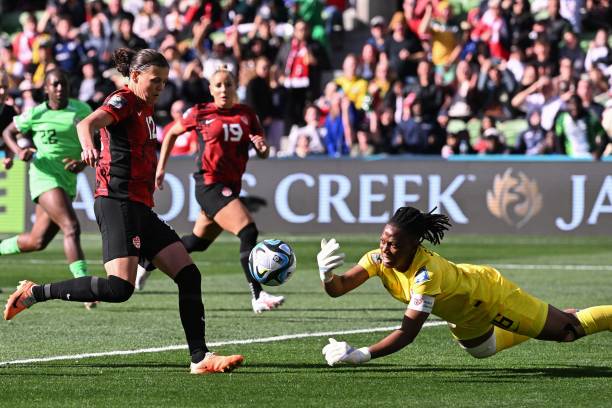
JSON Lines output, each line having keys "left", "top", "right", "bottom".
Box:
{"left": 0, "top": 0, "right": 611, "bottom": 159}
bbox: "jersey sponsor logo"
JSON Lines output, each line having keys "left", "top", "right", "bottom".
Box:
{"left": 222, "top": 186, "right": 233, "bottom": 197}
{"left": 137, "top": 111, "right": 142, "bottom": 117}
{"left": 369, "top": 252, "right": 382, "bottom": 264}
{"left": 408, "top": 293, "right": 434, "bottom": 313}
{"left": 414, "top": 267, "right": 430, "bottom": 284}
{"left": 132, "top": 236, "right": 141, "bottom": 249}
{"left": 107, "top": 95, "right": 127, "bottom": 110}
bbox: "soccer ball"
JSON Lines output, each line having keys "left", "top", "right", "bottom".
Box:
{"left": 248, "top": 239, "right": 296, "bottom": 286}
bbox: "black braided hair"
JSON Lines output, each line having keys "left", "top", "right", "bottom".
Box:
{"left": 389, "top": 207, "right": 451, "bottom": 246}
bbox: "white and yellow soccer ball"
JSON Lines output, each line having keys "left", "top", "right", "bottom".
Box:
{"left": 248, "top": 239, "right": 296, "bottom": 286}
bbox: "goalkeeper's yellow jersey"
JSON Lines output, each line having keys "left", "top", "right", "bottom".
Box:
{"left": 358, "top": 246, "right": 519, "bottom": 326}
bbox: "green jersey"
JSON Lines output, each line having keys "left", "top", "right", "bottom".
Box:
{"left": 13, "top": 99, "right": 92, "bottom": 160}
{"left": 14, "top": 99, "right": 92, "bottom": 201}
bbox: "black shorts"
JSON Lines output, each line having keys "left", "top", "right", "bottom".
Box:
{"left": 94, "top": 196, "right": 180, "bottom": 264}
{"left": 194, "top": 176, "right": 240, "bottom": 218}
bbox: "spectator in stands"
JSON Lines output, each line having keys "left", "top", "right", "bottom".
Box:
{"left": 53, "top": 15, "right": 86, "bottom": 80}
{"left": 556, "top": 57, "right": 578, "bottom": 91}
{"left": 511, "top": 75, "right": 564, "bottom": 131}
{"left": 110, "top": 13, "right": 148, "bottom": 52}
{"left": 530, "top": 37, "right": 556, "bottom": 77}
{"left": 160, "top": 100, "right": 198, "bottom": 157}
{"left": 286, "top": 104, "right": 326, "bottom": 156}
{"left": 445, "top": 60, "right": 478, "bottom": 120}
{"left": 358, "top": 43, "right": 379, "bottom": 81}
{"left": 472, "top": 0, "right": 510, "bottom": 61}
{"left": 387, "top": 17, "right": 424, "bottom": 81}
{"left": 477, "top": 58, "right": 516, "bottom": 120}
{"left": 419, "top": 1, "right": 461, "bottom": 81}
{"left": 442, "top": 129, "right": 475, "bottom": 158}
{"left": 31, "top": 36, "right": 55, "bottom": 89}
{"left": 533, "top": 0, "right": 572, "bottom": 61}
{"left": 481, "top": 128, "right": 508, "bottom": 154}
{"left": 582, "top": 0, "right": 612, "bottom": 32}
{"left": 507, "top": 0, "right": 534, "bottom": 50}
{"left": 78, "top": 59, "right": 113, "bottom": 109}
{"left": 133, "top": 0, "right": 165, "bottom": 48}
{"left": 367, "top": 16, "right": 388, "bottom": 54}
{"left": 393, "top": 98, "right": 444, "bottom": 154}
{"left": 0, "top": 43, "right": 25, "bottom": 86}
{"left": 276, "top": 20, "right": 327, "bottom": 129}
{"left": 83, "top": 13, "right": 113, "bottom": 71}
{"left": 559, "top": 31, "right": 586, "bottom": 74}
{"left": 324, "top": 92, "right": 350, "bottom": 157}
{"left": 514, "top": 109, "right": 557, "bottom": 155}
{"left": 577, "top": 78, "right": 605, "bottom": 119}
{"left": 246, "top": 56, "right": 280, "bottom": 155}
{"left": 181, "top": 59, "right": 211, "bottom": 107}
{"left": 335, "top": 54, "right": 372, "bottom": 156}
{"left": 409, "top": 60, "right": 443, "bottom": 123}
{"left": 555, "top": 95, "right": 608, "bottom": 159}
{"left": 12, "top": 12, "right": 38, "bottom": 68}
{"left": 584, "top": 28, "right": 611, "bottom": 73}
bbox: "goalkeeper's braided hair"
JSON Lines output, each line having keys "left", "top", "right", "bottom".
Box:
{"left": 389, "top": 207, "right": 451, "bottom": 246}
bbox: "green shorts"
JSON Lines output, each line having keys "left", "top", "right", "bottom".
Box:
{"left": 29, "top": 157, "right": 77, "bottom": 202}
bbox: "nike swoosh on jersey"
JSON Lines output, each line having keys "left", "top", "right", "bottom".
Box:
{"left": 205, "top": 119, "right": 215, "bottom": 125}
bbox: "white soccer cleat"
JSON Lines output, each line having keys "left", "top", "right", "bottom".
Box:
{"left": 251, "top": 291, "right": 285, "bottom": 314}
{"left": 135, "top": 265, "right": 151, "bottom": 291}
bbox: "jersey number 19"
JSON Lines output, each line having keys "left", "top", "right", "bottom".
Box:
{"left": 222, "top": 123, "right": 243, "bottom": 142}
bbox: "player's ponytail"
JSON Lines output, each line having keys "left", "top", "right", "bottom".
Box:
{"left": 113, "top": 48, "right": 169, "bottom": 77}
{"left": 389, "top": 207, "right": 451, "bottom": 246}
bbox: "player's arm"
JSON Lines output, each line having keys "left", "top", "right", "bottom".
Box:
{"left": 323, "top": 264, "right": 369, "bottom": 297}
{"left": 322, "top": 308, "right": 430, "bottom": 366}
{"left": 2, "top": 122, "right": 35, "bottom": 161}
{"left": 77, "top": 109, "right": 114, "bottom": 167}
{"left": 156, "top": 120, "right": 187, "bottom": 190}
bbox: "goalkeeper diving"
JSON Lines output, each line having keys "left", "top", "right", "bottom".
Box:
{"left": 317, "top": 206, "right": 612, "bottom": 366}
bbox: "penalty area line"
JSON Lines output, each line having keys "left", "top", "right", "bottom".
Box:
{"left": 0, "top": 321, "right": 447, "bottom": 367}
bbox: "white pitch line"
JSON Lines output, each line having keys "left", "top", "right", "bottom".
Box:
{"left": 2, "top": 259, "right": 612, "bottom": 271}
{"left": 0, "top": 321, "right": 447, "bottom": 367}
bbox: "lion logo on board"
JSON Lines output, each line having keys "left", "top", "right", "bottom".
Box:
{"left": 486, "top": 168, "right": 542, "bottom": 229}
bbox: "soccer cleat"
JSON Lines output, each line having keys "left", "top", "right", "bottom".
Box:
{"left": 135, "top": 264, "right": 151, "bottom": 291}
{"left": 190, "top": 352, "right": 244, "bottom": 374}
{"left": 84, "top": 301, "right": 99, "bottom": 310}
{"left": 251, "top": 291, "right": 285, "bottom": 314}
{"left": 3, "top": 280, "right": 37, "bottom": 320}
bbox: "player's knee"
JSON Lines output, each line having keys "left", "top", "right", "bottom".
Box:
{"left": 237, "top": 223, "right": 258, "bottom": 249}
{"left": 180, "top": 234, "right": 212, "bottom": 253}
{"left": 174, "top": 264, "right": 201, "bottom": 291}
{"left": 463, "top": 335, "right": 497, "bottom": 359}
{"left": 103, "top": 276, "right": 134, "bottom": 302}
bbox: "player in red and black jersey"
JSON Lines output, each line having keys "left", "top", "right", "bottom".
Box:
{"left": 149, "top": 66, "right": 285, "bottom": 314}
{"left": 3, "top": 49, "right": 243, "bottom": 375}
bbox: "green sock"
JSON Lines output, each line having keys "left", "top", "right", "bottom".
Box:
{"left": 0, "top": 236, "right": 21, "bottom": 255}
{"left": 69, "top": 260, "right": 89, "bottom": 278}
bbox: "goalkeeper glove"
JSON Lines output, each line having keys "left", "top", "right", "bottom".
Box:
{"left": 317, "top": 238, "right": 345, "bottom": 283}
{"left": 322, "top": 338, "right": 371, "bottom": 366}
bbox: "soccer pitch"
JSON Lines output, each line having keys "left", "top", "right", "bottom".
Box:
{"left": 0, "top": 233, "right": 611, "bottom": 407}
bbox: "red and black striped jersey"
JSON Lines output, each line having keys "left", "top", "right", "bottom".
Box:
{"left": 95, "top": 87, "right": 158, "bottom": 208}
{"left": 181, "top": 103, "right": 264, "bottom": 194}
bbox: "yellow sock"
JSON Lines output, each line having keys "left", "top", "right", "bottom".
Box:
{"left": 576, "top": 306, "right": 612, "bottom": 335}
{"left": 494, "top": 327, "right": 530, "bottom": 353}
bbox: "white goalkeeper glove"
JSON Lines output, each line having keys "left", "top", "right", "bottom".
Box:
{"left": 322, "top": 338, "right": 371, "bottom": 366}
{"left": 317, "top": 238, "right": 345, "bottom": 283}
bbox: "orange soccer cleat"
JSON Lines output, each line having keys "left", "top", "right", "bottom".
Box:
{"left": 3, "top": 280, "right": 38, "bottom": 320}
{"left": 190, "top": 352, "right": 244, "bottom": 374}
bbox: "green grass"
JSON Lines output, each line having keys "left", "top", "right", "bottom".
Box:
{"left": 1, "top": 233, "right": 611, "bottom": 407}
